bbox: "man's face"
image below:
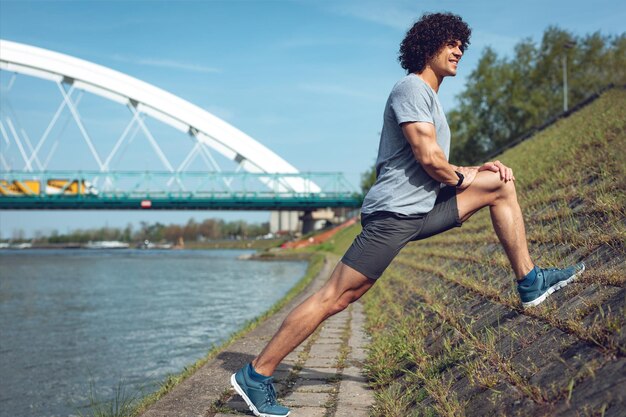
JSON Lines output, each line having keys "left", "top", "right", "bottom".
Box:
{"left": 429, "top": 40, "right": 464, "bottom": 78}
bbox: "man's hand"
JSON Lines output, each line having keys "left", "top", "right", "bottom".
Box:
{"left": 478, "top": 160, "right": 515, "bottom": 182}
{"left": 455, "top": 166, "right": 478, "bottom": 189}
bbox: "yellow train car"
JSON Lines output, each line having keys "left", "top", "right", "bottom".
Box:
{"left": 0, "top": 180, "right": 41, "bottom": 195}
{"left": 47, "top": 179, "right": 87, "bottom": 195}
{"left": 0, "top": 179, "right": 97, "bottom": 196}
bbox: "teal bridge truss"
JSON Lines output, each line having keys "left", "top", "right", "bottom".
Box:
{"left": 0, "top": 40, "right": 364, "bottom": 213}
{"left": 0, "top": 171, "right": 362, "bottom": 210}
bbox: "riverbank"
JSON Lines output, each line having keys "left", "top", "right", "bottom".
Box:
{"left": 130, "top": 250, "right": 324, "bottom": 415}
{"left": 1, "top": 238, "right": 286, "bottom": 251}
{"left": 135, "top": 225, "right": 367, "bottom": 416}
{"left": 185, "top": 238, "right": 287, "bottom": 251}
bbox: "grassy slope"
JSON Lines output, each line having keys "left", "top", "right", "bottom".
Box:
{"left": 359, "top": 89, "right": 626, "bottom": 416}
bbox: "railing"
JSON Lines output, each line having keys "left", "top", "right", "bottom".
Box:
{"left": 0, "top": 171, "right": 363, "bottom": 210}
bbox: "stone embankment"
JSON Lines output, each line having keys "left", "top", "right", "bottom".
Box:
{"left": 141, "top": 254, "right": 374, "bottom": 417}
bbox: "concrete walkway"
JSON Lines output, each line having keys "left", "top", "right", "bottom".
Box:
{"left": 141, "top": 254, "right": 374, "bottom": 417}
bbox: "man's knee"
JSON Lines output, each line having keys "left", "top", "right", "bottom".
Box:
{"left": 328, "top": 297, "right": 352, "bottom": 316}
{"left": 495, "top": 176, "right": 517, "bottom": 201}
{"left": 316, "top": 268, "right": 373, "bottom": 317}
{"left": 317, "top": 286, "right": 354, "bottom": 316}
{"left": 478, "top": 171, "right": 517, "bottom": 202}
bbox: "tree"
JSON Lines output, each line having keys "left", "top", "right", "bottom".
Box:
{"left": 360, "top": 162, "right": 377, "bottom": 196}
{"left": 449, "top": 27, "right": 625, "bottom": 165}
{"left": 199, "top": 218, "right": 221, "bottom": 240}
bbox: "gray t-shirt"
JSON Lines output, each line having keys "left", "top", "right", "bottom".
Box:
{"left": 361, "top": 74, "right": 451, "bottom": 215}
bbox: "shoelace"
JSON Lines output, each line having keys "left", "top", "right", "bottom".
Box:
{"left": 262, "top": 379, "right": 278, "bottom": 405}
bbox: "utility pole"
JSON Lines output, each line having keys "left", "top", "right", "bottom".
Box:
{"left": 562, "top": 40, "right": 576, "bottom": 112}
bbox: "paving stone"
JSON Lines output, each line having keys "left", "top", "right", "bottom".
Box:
{"left": 308, "top": 343, "right": 341, "bottom": 358}
{"left": 450, "top": 373, "right": 484, "bottom": 404}
{"left": 317, "top": 332, "right": 345, "bottom": 342}
{"left": 304, "top": 356, "right": 337, "bottom": 368}
{"left": 332, "top": 302, "right": 375, "bottom": 415}
{"left": 494, "top": 314, "right": 551, "bottom": 358}
{"left": 510, "top": 327, "right": 578, "bottom": 379}
{"left": 286, "top": 406, "right": 327, "bottom": 417}
{"left": 312, "top": 338, "right": 343, "bottom": 345}
{"left": 469, "top": 302, "right": 516, "bottom": 334}
{"left": 557, "top": 284, "right": 620, "bottom": 320}
{"left": 336, "top": 378, "right": 375, "bottom": 406}
{"left": 330, "top": 310, "right": 350, "bottom": 319}
{"left": 223, "top": 396, "right": 249, "bottom": 412}
{"left": 334, "top": 403, "right": 371, "bottom": 417}
{"left": 424, "top": 324, "right": 461, "bottom": 357}
{"left": 552, "top": 357, "right": 626, "bottom": 416}
{"left": 322, "top": 319, "right": 349, "bottom": 328}
{"left": 319, "top": 326, "right": 345, "bottom": 333}
{"left": 297, "top": 367, "right": 337, "bottom": 382}
{"left": 322, "top": 325, "right": 348, "bottom": 331}
{"left": 273, "top": 369, "right": 292, "bottom": 383}
{"left": 283, "top": 351, "right": 301, "bottom": 365}
{"left": 528, "top": 341, "right": 605, "bottom": 398}
{"left": 282, "top": 391, "right": 329, "bottom": 407}
{"left": 276, "top": 362, "right": 294, "bottom": 371}
{"left": 465, "top": 381, "right": 533, "bottom": 417}
{"left": 275, "top": 381, "right": 290, "bottom": 396}
{"left": 583, "top": 288, "right": 626, "bottom": 349}
{"left": 291, "top": 377, "right": 334, "bottom": 393}
{"left": 341, "top": 365, "right": 367, "bottom": 382}
{"left": 346, "top": 331, "right": 369, "bottom": 362}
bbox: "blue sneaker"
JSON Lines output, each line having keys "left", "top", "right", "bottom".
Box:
{"left": 230, "top": 363, "right": 290, "bottom": 417}
{"left": 517, "top": 262, "right": 585, "bottom": 308}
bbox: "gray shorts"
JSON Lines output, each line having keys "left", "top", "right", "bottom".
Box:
{"left": 342, "top": 186, "right": 462, "bottom": 280}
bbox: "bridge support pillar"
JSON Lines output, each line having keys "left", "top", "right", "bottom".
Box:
{"left": 301, "top": 210, "right": 316, "bottom": 235}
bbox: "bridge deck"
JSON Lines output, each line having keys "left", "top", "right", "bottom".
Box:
{"left": 0, "top": 171, "right": 362, "bottom": 210}
{"left": 0, "top": 195, "right": 363, "bottom": 210}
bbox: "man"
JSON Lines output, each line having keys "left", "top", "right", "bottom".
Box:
{"left": 230, "top": 12, "right": 584, "bottom": 417}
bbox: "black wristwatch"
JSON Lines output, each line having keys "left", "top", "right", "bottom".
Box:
{"left": 454, "top": 171, "right": 464, "bottom": 188}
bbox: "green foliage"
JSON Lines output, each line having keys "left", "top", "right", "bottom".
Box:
{"left": 77, "top": 380, "right": 140, "bottom": 417}
{"left": 450, "top": 27, "right": 625, "bottom": 165}
{"left": 38, "top": 217, "right": 271, "bottom": 244}
{"left": 307, "top": 220, "right": 361, "bottom": 256}
{"left": 360, "top": 162, "right": 377, "bottom": 195}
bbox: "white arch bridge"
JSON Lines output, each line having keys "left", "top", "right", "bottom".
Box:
{"left": 0, "top": 40, "right": 361, "bottom": 211}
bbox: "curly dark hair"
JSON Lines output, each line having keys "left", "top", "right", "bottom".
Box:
{"left": 399, "top": 12, "right": 471, "bottom": 74}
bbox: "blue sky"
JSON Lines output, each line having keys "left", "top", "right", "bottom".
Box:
{"left": 1, "top": 0, "right": 624, "bottom": 238}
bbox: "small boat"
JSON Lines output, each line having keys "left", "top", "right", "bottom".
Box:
{"left": 84, "top": 241, "right": 130, "bottom": 249}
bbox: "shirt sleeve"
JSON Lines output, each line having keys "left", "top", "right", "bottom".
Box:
{"left": 390, "top": 79, "right": 434, "bottom": 125}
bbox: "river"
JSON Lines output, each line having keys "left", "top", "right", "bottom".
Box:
{"left": 0, "top": 249, "right": 307, "bottom": 417}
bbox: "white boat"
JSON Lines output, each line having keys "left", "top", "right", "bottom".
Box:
{"left": 84, "top": 241, "right": 130, "bottom": 249}
{"left": 10, "top": 243, "right": 32, "bottom": 249}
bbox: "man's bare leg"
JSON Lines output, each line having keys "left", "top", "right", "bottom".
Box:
{"left": 252, "top": 170, "right": 532, "bottom": 378}
{"left": 252, "top": 262, "right": 374, "bottom": 377}
{"left": 456, "top": 170, "right": 535, "bottom": 280}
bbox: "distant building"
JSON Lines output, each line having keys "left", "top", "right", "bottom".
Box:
{"left": 269, "top": 208, "right": 354, "bottom": 235}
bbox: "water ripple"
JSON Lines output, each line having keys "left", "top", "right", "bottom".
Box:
{"left": 0, "top": 249, "right": 306, "bottom": 417}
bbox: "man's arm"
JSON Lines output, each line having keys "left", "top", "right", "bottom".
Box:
{"left": 402, "top": 122, "right": 516, "bottom": 187}
{"left": 401, "top": 121, "right": 476, "bottom": 189}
